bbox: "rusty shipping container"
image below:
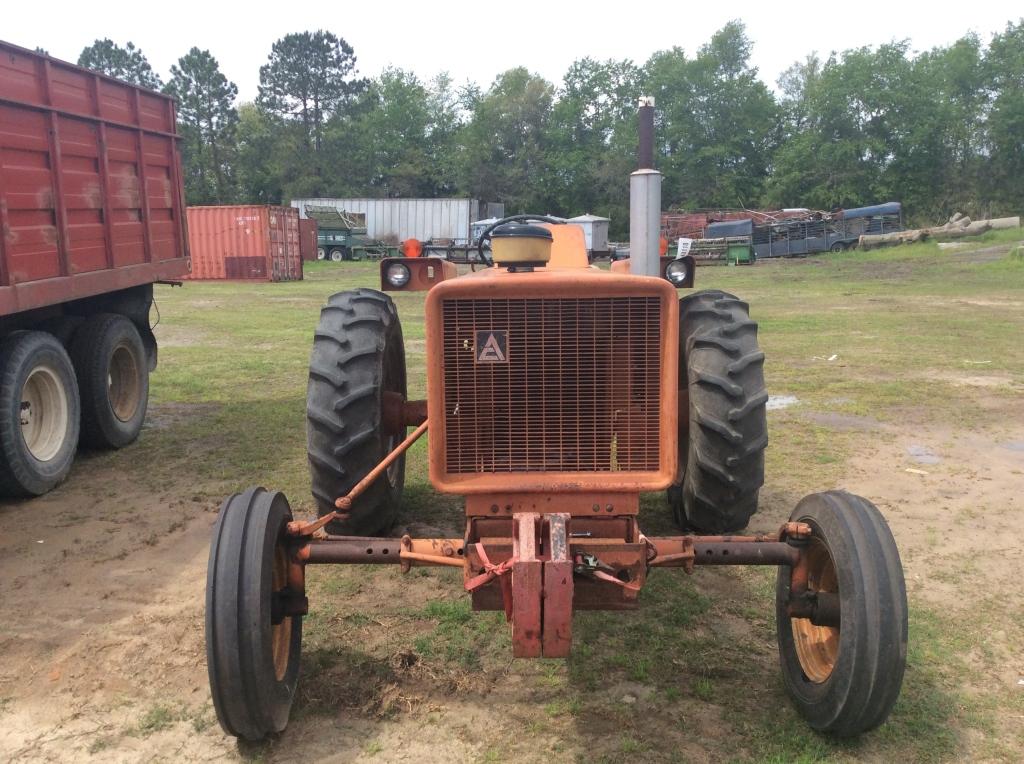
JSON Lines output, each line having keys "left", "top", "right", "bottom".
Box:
{"left": 0, "top": 40, "right": 189, "bottom": 314}
{"left": 186, "top": 205, "right": 303, "bottom": 281}
{"left": 299, "top": 217, "right": 318, "bottom": 261}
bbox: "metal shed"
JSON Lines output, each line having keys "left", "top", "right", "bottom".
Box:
{"left": 291, "top": 199, "right": 503, "bottom": 244}
{"left": 567, "top": 214, "right": 611, "bottom": 257}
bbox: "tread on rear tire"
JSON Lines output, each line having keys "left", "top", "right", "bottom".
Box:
{"left": 669, "top": 289, "right": 768, "bottom": 532}
{"left": 306, "top": 288, "right": 406, "bottom": 535}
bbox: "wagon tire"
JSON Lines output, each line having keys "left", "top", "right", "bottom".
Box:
{"left": 829, "top": 241, "right": 846, "bottom": 253}
{"left": 776, "top": 491, "right": 907, "bottom": 736}
{"left": 0, "top": 331, "right": 80, "bottom": 497}
{"left": 69, "top": 314, "right": 149, "bottom": 449}
{"left": 307, "top": 288, "right": 406, "bottom": 535}
{"left": 38, "top": 315, "right": 85, "bottom": 347}
{"left": 668, "top": 289, "right": 767, "bottom": 532}
{"left": 206, "top": 487, "right": 303, "bottom": 742}
{"left": 329, "top": 248, "right": 345, "bottom": 262}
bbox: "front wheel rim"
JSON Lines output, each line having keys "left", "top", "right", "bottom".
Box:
{"left": 790, "top": 535, "right": 840, "bottom": 683}
{"left": 20, "top": 364, "right": 70, "bottom": 462}
{"left": 271, "top": 537, "right": 292, "bottom": 681}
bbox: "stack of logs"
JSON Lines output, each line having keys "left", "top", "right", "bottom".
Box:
{"left": 859, "top": 213, "right": 1021, "bottom": 250}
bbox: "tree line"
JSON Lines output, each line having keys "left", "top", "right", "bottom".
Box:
{"left": 76, "top": 21, "right": 1024, "bottom": 234}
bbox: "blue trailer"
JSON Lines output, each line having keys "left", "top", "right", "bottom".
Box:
{"left": 749, "top": 202, "right": 903, "bottom": 258}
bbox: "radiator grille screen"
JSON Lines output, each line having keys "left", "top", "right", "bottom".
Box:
{"left": 442, "top": 297, "right": 662, "bottom": 473}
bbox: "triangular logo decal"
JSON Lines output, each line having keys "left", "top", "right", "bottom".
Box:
{"left": 475, "top": 330, "right": 508, "bottom": 363}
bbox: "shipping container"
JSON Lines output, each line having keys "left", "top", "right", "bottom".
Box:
{"left": 291, "top": 198, "right": 503, "bottom": 244}
{"left": 0, "top": 40, "right": 189, "bottom": 498}
{"left": 299, "top": 217, "right": 319, "bottom": 261}
{"left": 186, "top": 205, "right": 303, "bottom": 281}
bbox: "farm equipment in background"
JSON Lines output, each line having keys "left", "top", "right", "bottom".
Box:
{"left": 302, "top": 205, "right": 400, "bottom": 261}
{"left": 205, "top": 101, "right": 908, "bottom": 744}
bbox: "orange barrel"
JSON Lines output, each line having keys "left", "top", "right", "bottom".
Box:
{"left": 402, "top": 238, "right": 424, "bottom": 258}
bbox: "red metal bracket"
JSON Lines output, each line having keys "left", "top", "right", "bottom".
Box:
{"left": 512, "top": 513, "right": 543, "bottom": 657}
{"left": 542, "top": 514, "right": 573, "bottom": 657}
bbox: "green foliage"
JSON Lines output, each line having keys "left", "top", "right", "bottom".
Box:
{"left": 138, "top": 20, "right": 1024, "bottom": 219}
{"left": 459, "top": 67, "right": 556, "bottom": 213}
{"left": 257, "top": 30, "right": 366, "bottom": 157}
{"left": 645, "top": 22, "right": 780, "bottom": 210}
{"left": 166, "top": 49, "right": 239, "bottom": 205}
{"left": 986, "top": 20, "right": 1024, "bottom": 213}
{"left": 78, "top": 39, "right": 162, "bottom": 89}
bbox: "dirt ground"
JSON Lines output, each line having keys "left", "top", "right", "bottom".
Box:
{"left": 3, "top": 409, "right": 1020, "bottom": 762}
{"left": 1, "top": 248, "right": 1022, "bottom": 762}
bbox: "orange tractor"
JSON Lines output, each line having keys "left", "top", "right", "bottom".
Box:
{"left": 205, "top": 104, "right": 907, "bottom": 743}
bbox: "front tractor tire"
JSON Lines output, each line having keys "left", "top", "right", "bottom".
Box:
{"left": 306, "top": 289, "right": 407, "bottom": 535}
{"left": 206, "top": 488, "right": 303, "bottom": 741}
{"left": 776, "top": 491, "right": 908, "bottom": 736}
{"left": 669, "top": 290, "right": 768, "bottom": 533}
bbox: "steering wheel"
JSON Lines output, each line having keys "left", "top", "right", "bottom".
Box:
{"left": 476, "top": 214, "right": 565, "bottom": 266}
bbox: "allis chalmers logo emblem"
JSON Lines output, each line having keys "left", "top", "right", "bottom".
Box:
{"left": 475, "top": 330, "right": 508, "bottom": 363}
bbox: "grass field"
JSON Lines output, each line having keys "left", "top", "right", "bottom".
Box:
{"left": 3, "top": 231, "right": 1022, "bottom": 762}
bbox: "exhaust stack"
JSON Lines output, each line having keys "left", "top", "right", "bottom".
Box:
{"left": 630, "top": 97, "right": 663, "bottom": 277}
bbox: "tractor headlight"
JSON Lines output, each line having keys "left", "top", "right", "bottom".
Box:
{"left": 386, "top": 263, "right": 411, "bottom": 287}
{"left": 665, "top": 258, "right": 690, "bottom": 286}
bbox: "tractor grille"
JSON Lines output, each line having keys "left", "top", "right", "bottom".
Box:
{"left": 441, "top": 297, "right": 662, "bottom": 474}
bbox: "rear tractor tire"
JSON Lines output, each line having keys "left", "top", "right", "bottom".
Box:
{"left": 668, "top": 290, "right": 768, "bottom": 533}
{"left": 206, "top": 488, "right": 303, "bottom": 741}
{"left": 0, "top": 331, "right": 81, "bottom": 496}
{"left": 70, "top": 313, "right": 149, "bottom": 449}
{"left": 306, "top": 288, "right": 407, "bottom": 535}
{"left": 776, "top": 491, "right": 907, "bottom": 736}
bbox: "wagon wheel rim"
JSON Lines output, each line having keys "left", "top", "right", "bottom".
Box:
{"left": 271, "top": 537, "right": 292, "bottom": 681}
{"left": 790, "top": 536, "right": 839, "bottom": 683}
{"left": 109, "top": 341, "right": 141, "bottom": 422}
{"left": 20, "top": 364, "right": 69, "bottom": 462}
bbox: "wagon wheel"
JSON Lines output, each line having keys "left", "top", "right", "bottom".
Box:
{"left": 776, "top": 491, "right": 907, "bottom": 736}
{"left": 206, "top": 488, "right": 304, "bottom": 741}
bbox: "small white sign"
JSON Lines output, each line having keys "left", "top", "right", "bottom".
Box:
{"left": 677, "top": 238, "right": 693, "bottom": 257}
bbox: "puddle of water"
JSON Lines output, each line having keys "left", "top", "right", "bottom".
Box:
{"left": 767, "top": 395, "right": 799, "bottom": 411}
{"left": 907, "top": 444, "right": 942, "bottom": 465}
{"left": 1001, "top": 441, "right": 1024, "bottom": 453}
{"left": 805, "top": 412, "right": 880, "bottom": 431}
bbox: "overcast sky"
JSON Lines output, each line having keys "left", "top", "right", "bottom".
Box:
{"left": 6, "top": 1, "right": 1021, "bottom": 101}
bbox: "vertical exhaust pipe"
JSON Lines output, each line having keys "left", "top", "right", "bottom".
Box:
{"left": 630, "top": 97, "right": 663, "bottom": 277}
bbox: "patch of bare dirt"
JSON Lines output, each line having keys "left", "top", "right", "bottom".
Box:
{"left": 838, "top": 423, "right": 1024, "bottom": 700}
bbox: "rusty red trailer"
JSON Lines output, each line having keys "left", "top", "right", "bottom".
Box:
{"left": 0, "top": 40, "right": 190, "bottom": 311}
{"left": 299, "top": 217, "right": 318, "bottom": 262}
{"left": 0, "top": 40, "right": 189, "bottom": 497}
